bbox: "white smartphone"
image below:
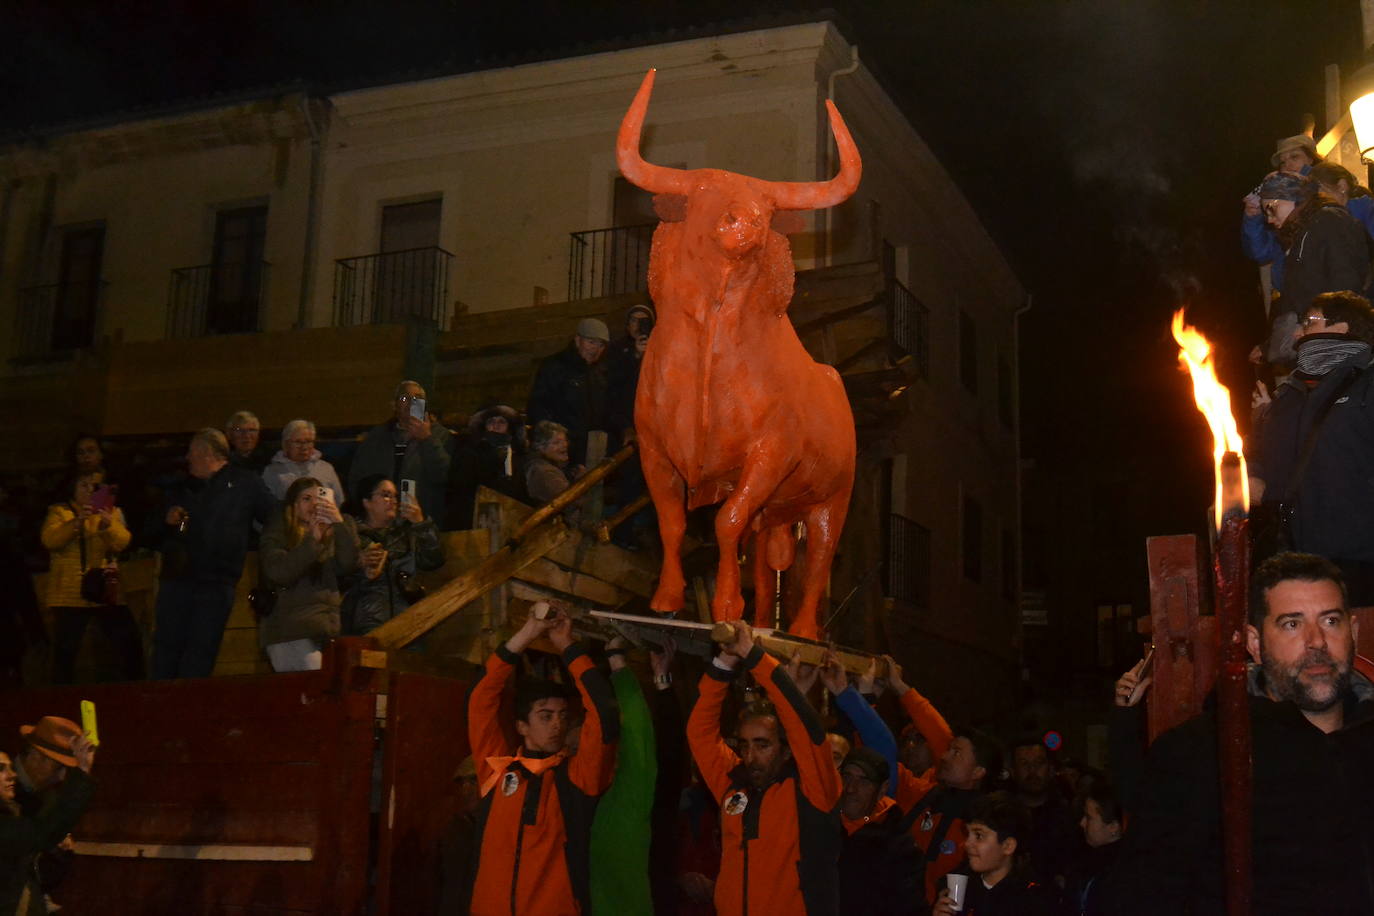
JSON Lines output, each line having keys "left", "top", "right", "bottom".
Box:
{"left": 409, "top": 397, "right": 426, "bottom": 420}
{"left": 400, "top": 479, "right": 417, "bottom": 506}
{"left": 316, "top": 486, "right": 335, "bottom": 506}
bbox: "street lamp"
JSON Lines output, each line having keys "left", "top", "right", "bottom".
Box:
{"left": 1349, "top": 61, "right": 1374, "bottom": 162}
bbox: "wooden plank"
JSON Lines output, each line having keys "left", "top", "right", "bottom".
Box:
{"left": 77, "top": 805, "right": 321, "bottom": 846}
{"left": 370, "top": 520, "right": 571, "bottom": 650}
{"left": 72, "top": 841, "right": 314, "bottom": 862}
{"left": 514, "top": 556, "right": 624, "bottom": 606}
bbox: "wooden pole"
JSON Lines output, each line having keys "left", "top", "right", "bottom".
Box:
{"left": 595, "top": 493, "right": 652, "bottom": 543}
{"left": 511, "top": 443, "right": 636, "bottom": 541}
{"left": 1215, "top": 452, "right": 1252, "bottom": 916}
{"left": 370, "top": 520, "right": 571, "bottom": 650}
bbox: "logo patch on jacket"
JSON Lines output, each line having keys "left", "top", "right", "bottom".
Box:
{"left": 723, "top": 790, "right": 749, "bottom": 816}
{"left": 501, "top": 772, "right": 520, "bottom": 796}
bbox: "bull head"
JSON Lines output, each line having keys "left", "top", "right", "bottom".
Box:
{"left": 616, "top": 69, "right": 862, "bottom": 227}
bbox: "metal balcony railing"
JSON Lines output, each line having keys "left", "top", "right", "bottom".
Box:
{"left": 567, "top": 223, "right": 655, "bottom": 301}
{"left": 885, "top": 513, "right": 931, "bottom": 607}
{"left": 167, "top": 261, "right": 270, "bottom": 338}
{"left": 13, "top": 280, "right": 106, "bottom": 360}
{"left": 333, "top": 247, "right": 453, "bottom": 327}
{"left": 887, "top": 278, "right": 930, "bottom": 378}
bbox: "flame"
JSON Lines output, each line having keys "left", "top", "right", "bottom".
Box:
{"left": 1171, "top": 310, "right": 1249, "bottom": 525}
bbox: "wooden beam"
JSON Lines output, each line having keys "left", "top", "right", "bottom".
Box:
{"left": 515, "top": 556, "right": 624, "bottom": 606}
{"left": 371, "top": 521, "right": 571, "bottom": 650}
{"left": 595, "top": 493, "right": 652, "bottom": 543}
{"left": 72, "top": 841, "right": 313, "bottom": 862}
{"left": 511, "top": 443, "right": 636, "bottom": 541}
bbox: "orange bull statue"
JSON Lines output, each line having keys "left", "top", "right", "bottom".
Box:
{"left": 616, "top": 69, "right": 861, "bottom": 639}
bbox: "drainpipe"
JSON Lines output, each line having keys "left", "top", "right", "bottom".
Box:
{"left": 824, "top": 44, "right": 861, "bottom": 267}
{"left": 1013, "top": 291, "right": 1033, "bottom": 660}
{"left": 297, "top": 94, "right": 326, "bottom": 329}
{"left": 0, "top": 178, "right": 17, "bottom": 285}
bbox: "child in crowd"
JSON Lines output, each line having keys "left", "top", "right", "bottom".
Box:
{"left": 932, "top": 791, "right": 1054, "bottom": 916}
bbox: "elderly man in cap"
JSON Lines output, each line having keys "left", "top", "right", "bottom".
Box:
{"left": 4, "top": 717, "right": 97, "bottom": 916}
{"left": 527, "top": 317, "right": 613, "bottom": 467}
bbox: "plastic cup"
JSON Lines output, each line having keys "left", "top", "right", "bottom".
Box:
{"left": 946, "top": 873, "right": 968, "bottom": 911}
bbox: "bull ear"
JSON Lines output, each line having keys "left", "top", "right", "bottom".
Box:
{"left": 653, "top": 194, "right": 687, "bottom": 222}
{"left": 770, "top": 211, "right": 806, "bottom": 235}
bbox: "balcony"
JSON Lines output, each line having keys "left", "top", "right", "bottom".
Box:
{"left": 334, "top": 247, "right": 453, "bottom": 327}
{"left": 887, "top": 278, "right": 930, "bottom": 378}
{"left": 885, "top": 513, "right": 931, "bottom": 608}
{"left": 13, "top": 280, "right": 106, "bottom": 361}
{"left": 167, "top": 261, "right": 270, "bottom": 338}
{"left": 567, "top": 224, "right": 654, "bottom": 301}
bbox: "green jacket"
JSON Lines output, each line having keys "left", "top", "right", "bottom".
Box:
{"left": 589, "top": 667, "right": 657, "bottom": 915}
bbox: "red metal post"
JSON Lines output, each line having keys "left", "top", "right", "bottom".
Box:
{"left": 1214, "top": 453, "right": 1252, "bottom": 916}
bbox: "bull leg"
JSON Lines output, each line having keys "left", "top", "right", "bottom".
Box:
{"left": 750, "top": 529, "right": 775, "bottom": 629}
{"left": 641, "top": 438, "right": 688, "bottom": 613}
{"left": 790, "top": 487, "right": 851, "bottom": 640}
{"left": 713, "top": 454, "right": 790, "bottom": 622}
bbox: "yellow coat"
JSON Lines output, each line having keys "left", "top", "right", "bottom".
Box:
{"left": 40, "top": 503, "right": 131, "bottom": 608}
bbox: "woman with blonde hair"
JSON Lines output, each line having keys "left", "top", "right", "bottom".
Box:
{"left": 40, "top": 474, "right": 143, "bottom": 682}
{"left": 258, "top": 476, "right": 359, "bottom": 672}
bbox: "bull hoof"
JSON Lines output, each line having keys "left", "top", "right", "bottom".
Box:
{"left": 650, "top": 586, "right": 685, "bottom": 613}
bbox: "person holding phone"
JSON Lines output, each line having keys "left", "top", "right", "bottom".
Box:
{"left": 342, "top": 475, "right": 444, "bottom": 635}
{"left": 40, "top": 475, "right": 143, "bottom": 683}
{"left": 348, "top": 380, "right": 452, "bottom": 528}
{"left": 257, "top": 477, "right": 359, "bottom": 672}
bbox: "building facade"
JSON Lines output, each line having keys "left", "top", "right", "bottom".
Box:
{"left": 0, "top": 21, "right": 1024, "bottom": 718}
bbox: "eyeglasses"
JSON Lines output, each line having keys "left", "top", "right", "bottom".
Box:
{"left": 369, "top": 492, "right": 398, "bottom": 502}
{"left": 1302, "top": 315, "right": 1330, "bottom": 328}
{"left": 229, "top": 426, "right": 259, "bottom": 434}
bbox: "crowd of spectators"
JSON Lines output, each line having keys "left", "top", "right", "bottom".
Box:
{"left": 0, "top": 304, "right": 655, "bottom": 686}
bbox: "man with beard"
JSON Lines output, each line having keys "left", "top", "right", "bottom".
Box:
{"left": 686, "top": 621, "right": 842, "bottom": 915}
{"left": 1251, "top": 291, "right": 1374, "bottom": 603}
{"left": 1103, "top": 552, "right": 1374, "bottom": 914}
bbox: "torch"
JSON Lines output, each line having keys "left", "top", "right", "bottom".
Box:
{"left": 1172, "top": 310, "right": 1251, "bottom": 916}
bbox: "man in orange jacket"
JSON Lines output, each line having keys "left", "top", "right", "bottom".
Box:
{"left": 466, "top": 605, "right": 619, "bottom": 916}
{"left": 687, "top": 620, "right": 843, "bottom": 915}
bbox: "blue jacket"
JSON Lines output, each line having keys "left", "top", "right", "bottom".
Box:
{"left": 1242, "top": 195, "right": 1374, "bottom": 296}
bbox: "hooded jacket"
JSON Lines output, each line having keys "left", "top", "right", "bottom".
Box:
{"left": 466, "top": 643, "right": 619, "bottom": 916}
{"left": 687, "top": 647, "right": 843, "bottom": 916}
{"left": 262, "top": 449, "right": 345, "bottom": 506}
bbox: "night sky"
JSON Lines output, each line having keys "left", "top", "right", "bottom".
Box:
{"left": 4, "top": 1, "right": 1366, "bottom": 656}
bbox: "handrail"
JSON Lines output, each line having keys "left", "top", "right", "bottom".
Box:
{"left": 511, "top": 442, "right": 637, "bottom": 542}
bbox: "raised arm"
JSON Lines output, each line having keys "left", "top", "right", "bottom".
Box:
{"left": 886, "top": 655, "right": 953, "bottom": 772}
{"left": 561, "top": 617, "right": 621, "bottom": 795}
{"left": 725, "top": 624, "right": 840, "bottom": 812}
{"left": 687, "top": 661, "right": 742, "bottom": 802}
{"left": 601, "top": 642, "right": 656, "bottom": 811}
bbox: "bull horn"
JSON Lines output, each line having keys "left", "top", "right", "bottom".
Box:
{"left": 766, "top": 100, "right": 862, "bottom": 211}
{"left": 617, "top": 69, "right": 692, "bottom": 196}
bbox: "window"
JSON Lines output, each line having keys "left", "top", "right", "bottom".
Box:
{"left": 52, "top": 225, "right": 105, "bottom": 351}
{"left": 207, "top": 206, "right": 268, "bottom": 334}
{"left": 962, "top": 493, "right": 983, "bottom": 582}
{"left": 885, "top": 514, "right": 931, "bottom": 608}
{"left": 959, "top": 309, "right": 978, "bottom": 393}
{"left": 375, "top": 198, "right": 443, "bottom": 323}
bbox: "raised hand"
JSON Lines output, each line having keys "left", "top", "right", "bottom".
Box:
{"left": 1115, "top": 656, "right": 1153, "bottom": 708}
{"left": 818, "top": 649, "right": 848, "bottom": 695}
{"left": 786, "top": 649, "right": 819, "bottom": 693}
{"left": 650, "top": 634, "right": 677, "bottom": 679}
{"left": 881, "top": 653, "right": 910, "bottom": 695}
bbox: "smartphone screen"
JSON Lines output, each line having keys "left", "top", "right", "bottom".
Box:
{"left": 400, "top": 479, "right": 417, "bottom": 505}
{"left": 409, "top": 397, "right": 426, "bottom": 420}
{"left": 80, "top": 699, "right": 100, "bottom": 746}
{"left": 90, "top": 485, "right": 115, "bottom": 512}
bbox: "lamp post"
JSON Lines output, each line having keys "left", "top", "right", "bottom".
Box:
{"left": 1348, "top": 62, "right": 1374, "bottom": 162}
